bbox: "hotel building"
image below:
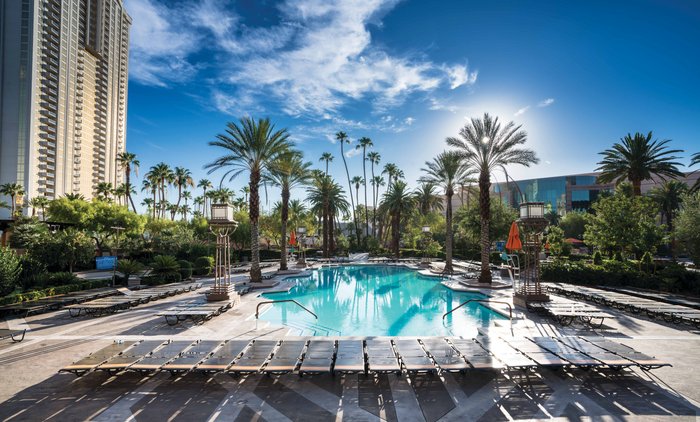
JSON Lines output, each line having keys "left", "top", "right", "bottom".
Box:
{"left": 0, "top": 0, "right": 131, "bottom": 218}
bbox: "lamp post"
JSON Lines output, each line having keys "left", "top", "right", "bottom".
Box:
{"left": 513, "top": 202, "right": 550, "bottom": 307}
{"left": 297, "top": 226, "right": 307, "bottom": 267}
{"left": 421, "top": 226, "right": 431, "bottom": 266}
{"left": 110, "top": 226, "right": 124, "bottom": 287}
{"left": 207, "top": 203, "right": 239, "bottom": 302}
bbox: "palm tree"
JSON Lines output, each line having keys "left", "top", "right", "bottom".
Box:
{"left": 382, "top": 163, "right": 399, "bottom": 188}
{"left": 142, "top": 198, "right": 154, "bottom": 216}
{"left": 114, "top": 183, "right": 131, "bottom": 206}
{"left": 95, "top": 182, "right": 114, "bottom": 202}
{"left": 197, "top": 179, "right": 213, "bottom": 217}
{"left": 148, "top": 162, "right": 173, "bottom": 218}
{"left": 28, "top": 196, "right": 50, "bottom": 221}
{"left": 319, "top": 152, "right": 334, "bottom": 175}
{"left": 596, "top": 132, "right": 684, "bottom": 196}
{"left": 306, "top": 174, "right": 349, "bottom": 258}
{"left": 413, "top": 182, "right": 444, "bottom": 216}
{"left": 690, "top": 152, "right": 700, "bottom": 192}
{"left": 649, "top": 180, "right": 687, "bottom": 257}
{"left": 420, "top": 151, "right": 471, "bottom": 273}
{"left": 351, "top": 176, "right": 364, "bottom": 225}
{"left": 0, "top": 183, "right": 25, "bottom": 218}
{"left": 447, "top": 113, "right": 539, "bottom": 283}
{"left": 288, "top": 199, "right": 306, "bottom": 233}
{"left": 381, "top": 181, "right": 415, "bottom": 259}
{"left": 357, "top": 137, "right": 373, "bottom": 238}
{"left": 367, "top": 151, "right": 381, "bottom": 237}
{"left": 371, "top": 175, "right": 385, "bottom": 238}
{"left": 173, "top": 167, "right": 194, "bottom": 212}
{"left": 116, "top": 151, "right": 140, "bottom": 212}
{"left": 193, "top": 196, "right": 204, "bottom": 214}
{"left": 141, "top": 178, "right": 157, "bottom": 219}
{"left": 63, "top": 193, "right": 85, "bottom": 201}
{"left": 266, "top": 151, "right": 312, "bottom": 270}
{"left": 206, "top": 117, "right": 292, "bottom": 282}
{"left": 241, "top": 186, "right": 250, "bottom": 203}
{"left": 336, "top": 131, "right": 360, "bottom": 245}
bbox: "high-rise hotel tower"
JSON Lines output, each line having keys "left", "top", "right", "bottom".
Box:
{"left": 0, "top": 0, "right": 131, "bottom": 217}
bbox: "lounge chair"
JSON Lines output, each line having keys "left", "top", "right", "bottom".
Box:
{"left": 449, "top": 338, "right": 501, "bottom": 369}
{"left": 581, "top": 337, "right": 670, "bottom": 369}
{"left": 333, "top": 340, "right": 365, "bottom": 374}
{"left": 475, "top": 338, "right": 538, "bottom": 370}
{"left": 420, "top": 338, "right": 470, "bottom": 373}
{"left": 228, "top": 340, "right": 279, "bottom": 374}
{"left": 162, "top": 340, "right": 223, "bottom": 373}
{"left": 299, "top": 340, "right": 335, "bottom": 375}
{"left": 365, "top": 339, "right": 401, "bottom": 374}
{"left": 0, "top": 328, "right": 26, "bottom": 342}
{"left": 60, "top": 341, "right": 137, "bottom": 375}
{"left": 263, "top": 340, "right": 307, "bottom": 374}
{"left": 96, "top": 340, "right": 165, "bottom": 373}
{"left": 197, "top": 340, "right": 252, "bottom": 373}
{"left": 393, "top": 339, "right": 436, "bottom": 373}
{"left": 127, "top": 340, "right": 194, "bottom": 373}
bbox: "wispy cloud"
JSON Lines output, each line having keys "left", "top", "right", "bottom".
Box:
{"left": 538, "top": 98, "right": 555, "bottom": 107}
{"left": 514, "top": 106, "right": 530, "bottom": 117}
{"left": 125, "top": 0, "right": 478, "bottom": 118}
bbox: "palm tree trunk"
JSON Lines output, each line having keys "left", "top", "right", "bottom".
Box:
{"left": 323, "top": 202, "right": 329, "bottom": 258}
{"left": 445, "top": 190, "right": 454, "bottom": 273}
{"left": 325, "top": 160, "right": 329, "bottom": 175}
{"left": 341, "top": 143, "right": 360, "bottom": 245}
{"left": 363, "top": 150, "right": 369, "bottom": 240}
{"left": 479, "top": 170, "right": 492, "bottom": 283}
{"left": 392, "top": 211, "right": 400, "bottom": 259}
{"left": 280, "top": 186, "right": 289, "bottom": 271}
{"left": 633, "top": 179, "right": 642, "bottom": 196}
{"left": 371, "top": 164, "right": 377, "bottom": 238}
{"left": 249, "top": 172, "right": 262, "bottom": 283}
{"left": 329, "top": 211, "right": 336, "bottom": 255}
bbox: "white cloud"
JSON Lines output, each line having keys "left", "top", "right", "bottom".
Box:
{"left": 404, "top": 117, "right": 415, "bottom": 125}
{"left": 514, "top": 106, "right": 530, "bottom": 117}
{"left": 538, "top": 98, "right": 555, "bottom": 107}
{"left": 444, "top": 64, "right": 478, "bottom": 89}
{"left": 428, "top": 97, "right": 460, "bottom": 113}
{"left": 345, "top": 148, "right": 362, "bottom": 158}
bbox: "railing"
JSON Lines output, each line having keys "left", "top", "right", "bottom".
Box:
{"left": 442, "top": 299, "right": 513, "bottom": 322}
{"left": 255, "top": 300, "right": 318, "bottom": 320}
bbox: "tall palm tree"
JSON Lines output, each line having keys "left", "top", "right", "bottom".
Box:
{"left": 596, "top": 132, "right": 684, "bottom": 196}
{"left": 197, "top": 179, "right": 213, "bottom": 217}
{"left": 266, "top": 151, "right": 312, "bottom": 270}
{"left": 447, "top": 113, "right": 539, "bottom": 283}
{"left": 382, "top": 163, "right": 399, "bottom": 189}
{"left": 420, "top": 151, "right": 472, "bottom": 273}
{"left": 381, "top": 181, "right": 415, "bottom": 259}
{"left": 351, "top": 175, "right": 364, "bottom": 224}
{"left": 356, "top": 137, "right": 373, "bottom": 239}
{"left": 336, "top": 131, "right": 360, "bottom": 246}
{"left": 95, "top": 182, "right": 114, "bottom": 202}
{"left": 288, "top": 199, "right": 306, "bottom": 233}
{"left": 193, "top": 196, "right": 204, "bottom": 214}
{"left": 649, "top": 180, "right": 687, "bottom": 257}
{"left": 413, "top": 182, "right": 444, "bottom": 216}
{"left": 241, "top": 186, "right": 250, "bottom": 202}
{"left": 0, "top": 183, "right": 25, "bottom": 218}
{"left": 173, "top": 167, "right": 194, "bottom": 211}
{"left": 367, "top": 151, "right": 381, "bottom": 237}
{"left": 148, "top": 162, "right": 173, "bottom": 218}
{"left": 63, "top": 193, "right": 85, "bottom": 201}
{"left": 142, "top": 198, "right": 155, "bottom": 216}
{"left": 371, "top": 175, "right": 385, "bottom": 238}
{"left": 141, "top": 178, "right": 157, "bottom": 219}
{"left": 206, "top": 117, "right": 292, "bottom": 282}
{"left": 319, "top": 152, "right": 334, "bottom": 175}
{"left": 689, "top": 152, "right": 700, "bottom": 192}
{"left": 306, "top": 174, "right": 349, "bottom": 258}
{"left": 116, "top": 151, "right": 140, "bottom": 212}
{"left": 28, "top": 196, "right": 50, "bottom": 221}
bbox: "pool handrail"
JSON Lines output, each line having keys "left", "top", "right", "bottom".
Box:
{"left": 255, "top": 300, "right": 318, "bottom": 320}
{"left": 442, "top": 299, "right": 513, "bottom": 322}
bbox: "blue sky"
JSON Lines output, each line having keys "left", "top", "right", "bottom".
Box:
{"left": 123, "top": 0, "right": 700, "bottom": 209}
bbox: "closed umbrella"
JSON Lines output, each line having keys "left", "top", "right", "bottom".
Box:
{"left": 505, "top": 221, "right": 522, "bottom": 252}
{"left": 289, "top": 230, "right": 297, "bottom": 246}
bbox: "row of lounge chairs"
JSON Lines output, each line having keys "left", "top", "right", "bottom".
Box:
{"left": 527, "top": 300, "right": 614, "bottom": 327}
{"left": 0, "top": 287, "right": 119, "bottom": 317}
{"left": 65, "top": 282, "right": 202, "bottom": 317}
{"left": 157, "top": 299, "right": 235, "bottom": 325}
{"left": 59, "top": 335, "right": 669, "bottom": 377}
{"left": 547, "top": 283, "right": 700, "bottom": 328}
{"left": 0, "top": 328, "right": 26, "bottom": 342}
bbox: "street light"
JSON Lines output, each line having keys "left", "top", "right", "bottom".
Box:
{"left": 297, "top": 226, "right": 307, "bottom": 267}
{"left": 421, "top": 226, "right": 431, "bottom": 266}
{"left": 207, "top": 203, "right": 238, "bottom": 301}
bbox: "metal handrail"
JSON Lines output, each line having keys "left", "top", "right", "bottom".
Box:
{"left": 255, "top": 300, "right": 318, "bottom": 320}
{"left": 442, "top": 299, "right": 513, "bottom": 321}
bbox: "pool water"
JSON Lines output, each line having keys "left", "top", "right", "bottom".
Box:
{"left": 259, "top": 265, "right": 506, "bottom": 336}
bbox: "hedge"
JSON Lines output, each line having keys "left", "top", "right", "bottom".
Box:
{"left": 177, "top": 260, "right": 193, "bottom": 280}
{"left": 193, "top": 256, "right": 214, "bottom": 276}
{"left": 0, "top": 278, "right": 112, "bottom": 306}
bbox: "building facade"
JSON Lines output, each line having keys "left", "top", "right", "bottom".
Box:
{"left": 0, "top": 0, "right": 131, "bottom": 217}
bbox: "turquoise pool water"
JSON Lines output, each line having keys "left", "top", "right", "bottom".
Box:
{"left": 259, "top": 265, "right": 506, "bottom": 336}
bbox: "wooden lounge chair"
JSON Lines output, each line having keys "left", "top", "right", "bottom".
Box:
{"left": 228, "top": 340, "right": 279, "bottom": 374}
{"left": 60, "top": 341, "right": 137, "bottom": 375}
{"left": 0, "top": 328, "right": 26, "bottom": 342}
{"left": 128, "top": 340, "right": 194, "bottom": 373}
{"left": 449, "top": 338, "right": 501, "bottom": 369}
{"left": 299, "top": 340, "right": 336, "bottom": 375}
{"left": 333, "top": 340, "right": 365, "bottom": 374}
{"left": 549, "top": 337, "right": 634, "bottom": 368}
{"left": 162, "top": 340, "right": 223, "bottom": 373}
{"left": 393, "top": 339, "right": 436, "bottom": 373}
{"left": 365, "top": 339, "right": 401, "bottom": 374}
{"left": 96, "top": 340, "right": 165, "bottom": 373}
{"left": 263, "top": 340, "right": 307, "bottom": 374}
{"left": 501, "top": 338, "right": 570, "bottom": 368}
{"left": 197, "top": 340, "right": 252, "bottom": 373}
{"left": 476, "top": 338, "right": 537, "bottom": 370}
{"left": 420, "top": 338, "right": 470, "bottom": 373}
{"left": 581, "top": 337, "right": 670, "bottom": 369}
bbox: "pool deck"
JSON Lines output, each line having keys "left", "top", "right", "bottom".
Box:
{"left": 1, "top": 266, "right": 700, "bottom": 421}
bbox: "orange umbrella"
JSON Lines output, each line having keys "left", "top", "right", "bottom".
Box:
{"left": 289, "top": 230, "right": 297, "bottom": 246}
{"left": 505, "top": 221, "right": 522, "bottom": 252}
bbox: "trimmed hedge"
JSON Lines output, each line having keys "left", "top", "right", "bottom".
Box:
{"left": 193, "top": 256, "right": 214, "bottom": 276}
{"left": 0, "top": 278, "right": 112, "bottom": 306}
{"left": 177, "top": 260, "right": 193, "bottom": 280}
{"left": 141, "top": 273, "right": 182, "bottom": 286}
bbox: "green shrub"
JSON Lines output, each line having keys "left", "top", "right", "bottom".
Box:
{"left": 592, "top": 251, "right": 603, "bottom": 265}
{"left": 150, "top": 255, "right": 179, "bottom": 276}
{"left": 177, "top": 260, "right": 193, "bottom": 280}
{"left": 640, "top": 252, "right": 654, "bottom": 273}
{"left": 0, "top": 278, "right": 111, "bottom": 306}
{"left": 18, "top": 254, "right": 47, "bottom": 290}
{"left": 613, "top": 251, "right": 624, "bottom": 262}
{"left": 0, "top": 247, "right": 22, "bottom": 296}
{"left": 46, "top": 272, "right": 79, "bottom": 286}
{"left": 117, "top": 259, "right": 144, "bottom": 283}
{"left": 193, "top": 256, "right": 214, "bottom": 276}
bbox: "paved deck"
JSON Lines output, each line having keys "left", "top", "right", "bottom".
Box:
{"left": 1, "top": 272, "right": 700, "bottom": 421}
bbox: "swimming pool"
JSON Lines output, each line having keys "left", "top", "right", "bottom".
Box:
{"left": 259, "top": 265, "right": 507, "bottom": 336}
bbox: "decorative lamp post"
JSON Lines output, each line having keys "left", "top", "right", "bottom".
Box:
{"left": 207, "top": 203, "right": 239, "bottom": 302}
{"left": 297, "top": 227, "right": 307, "bottom": 267}
{"left": 514, "top": 202, "right": 550, "bottom": 307}
{"left": 421, "top": 226, "right": 431, "bottom": 266}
